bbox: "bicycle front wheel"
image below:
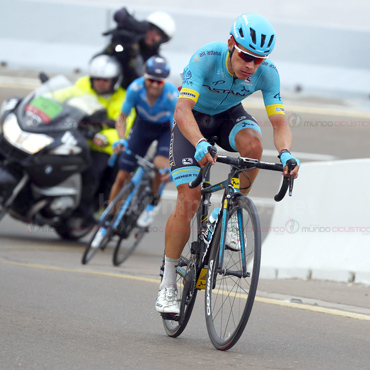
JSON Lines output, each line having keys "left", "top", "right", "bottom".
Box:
{"left": 112, "top": 183, "right": 152, "bottom": 266}
{"left": 82, "top": 181, "right": 133, "bottom": 265}
{"left": 205, "top": 196, "right": 261, "bottom": 350}
{"left": 81, "top": 221, "right": 114, "bottom": 265}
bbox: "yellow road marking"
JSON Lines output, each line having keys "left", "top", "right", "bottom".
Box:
{"left": 2, "top": 260, "right": 158, "bottom": 284}
{"left": 2, "top": 259, "right": 370, "bottom": 322}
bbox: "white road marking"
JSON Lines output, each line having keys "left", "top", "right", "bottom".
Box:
{"left": 162, "top": 190, "right": 276, "bottom": 207}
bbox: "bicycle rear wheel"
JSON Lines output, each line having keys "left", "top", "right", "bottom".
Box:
{"left": 205, "top": 196, "right": 261, "bottom": 350}
{"left": 112, "top": 225, "right": 147, "bottom": 266}
{"left": 162, "top": 206, "right": 201, "bottom": 337}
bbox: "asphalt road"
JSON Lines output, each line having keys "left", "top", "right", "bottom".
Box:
{"left": 0, "top": 74, "right": 370, "bottom": 369}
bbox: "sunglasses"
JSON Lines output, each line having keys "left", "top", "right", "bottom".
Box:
{"left": 231, "top": 37, "right": 267, "bottom": 65}
{"left": 146, "top": 78, "right": 165, "bottom": 85}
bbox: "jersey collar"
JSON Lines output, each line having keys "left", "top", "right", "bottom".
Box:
{"left": 225, "top": 52, "right": 233, "bottom": 77}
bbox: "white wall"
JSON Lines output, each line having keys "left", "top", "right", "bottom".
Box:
{"left": 261, "top": 159, "right": 370, "bottom": 285}
{"left": 1, "top": 0, "right": 370, "bottom": 99}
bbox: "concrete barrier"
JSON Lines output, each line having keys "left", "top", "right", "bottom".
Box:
{"left": 260, "top": 159, "right": 370, "bottom": 285}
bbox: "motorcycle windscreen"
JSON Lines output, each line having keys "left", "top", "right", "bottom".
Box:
{"left": 18, "top": 95, "right": 85, "bottom": 133}
{"left": 15, "top": 75, "right": 103, "bottom": 134}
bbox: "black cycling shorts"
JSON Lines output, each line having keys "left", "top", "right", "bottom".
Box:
{"left": 119, "top": 116, "right": 171, "bottom": 173}
{"left": 169, "top": 103, "right": 261, "bottom": 186}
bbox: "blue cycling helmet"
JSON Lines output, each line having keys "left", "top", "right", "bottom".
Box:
{"left": 144, "top": 56, "right": 170, "bottom": 80}
{"left": 230, "top": 14, "right": 276, "bottom": 56}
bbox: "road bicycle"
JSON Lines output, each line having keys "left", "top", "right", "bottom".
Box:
{"left": 160, "top": 142, "right": 296, "bottom": 350}
{"left": 81, "top": 146, "right": 165, "bottom": 266}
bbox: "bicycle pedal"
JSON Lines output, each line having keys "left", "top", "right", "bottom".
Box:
{"left": 160, "top": 313, "right": 180, "bottom": 321}
{"left": 137, "top": 226, "right": 149, "bottom": 232}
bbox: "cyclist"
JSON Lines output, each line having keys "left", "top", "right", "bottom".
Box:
{"left": 53, "top": 55, "right": 135, "bottom": 226}
{"left": 155, "top": 13, "right": 300, "bottom": 314}
{"left": 100, "top": 8, "right": 176, "bottom": 88}
{"left": 91, "top": 56, "right": 178, "bottom": 246}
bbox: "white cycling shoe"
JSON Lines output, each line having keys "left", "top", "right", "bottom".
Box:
{"left": 225, "top": 213, "right": 244, "bottom": 252}
{"left": 155, "top": 286, "right": 180, "bottom": 314}
{"left": 137, "top": 203, "right": 160, "bottom": 228}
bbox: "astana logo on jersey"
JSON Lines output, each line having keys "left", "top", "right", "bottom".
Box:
{"left": 182, "top": 68, "right": 193, "bottom": 86}
{"left": 203, "top": 82, "right": 252, "bottom": 97}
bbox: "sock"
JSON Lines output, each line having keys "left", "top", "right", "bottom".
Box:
{"left": 159, "top": 256, "right": 179, "bottom": 290}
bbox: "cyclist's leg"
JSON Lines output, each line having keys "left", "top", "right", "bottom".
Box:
{"left": 109, "top": 118, "right": 153, "bottom": 204}
{"left": 152, "top": 122, "right": 171, "bottom": 195}
{"left": 136, "top": 122, "right": 172, "bottom": 228}
{"left": 108, "top": 169, "right": 131, "bottom": 205}
{"left": 156, "top": 184, "right": 201, "bottom": 313}
{"left": 165, "top": 121, "right": 202, "bottom": 261}
{"left": 136, "top": 153, "right": 169, "bottom": 228}
{"left": 164, "top": 184, "right": 201, "bottom": 261}
{"left": 156, "top": 122, "right": 202, "bottom": 313}
{"left": 218, "top": 103, "right": 263, "bottom": 194}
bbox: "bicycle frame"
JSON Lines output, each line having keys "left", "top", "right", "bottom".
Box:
{"left": 97, "top": 150, "right": 158, "bottom": 233}
{"left": 189, "top": 161, "right": 248, "bottom": 291}
{"left": 186, "top": 152, "right": 294, "bottom": 291}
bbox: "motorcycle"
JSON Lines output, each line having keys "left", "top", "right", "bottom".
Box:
{"left": 0, "top": 73, "right": 112, "bottom": 240}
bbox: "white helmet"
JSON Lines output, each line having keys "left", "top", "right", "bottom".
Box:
{"left": 146, "top": 11, "right": 176, "bottom": 42}
{"left": 89, "top": 55, "right": 122, "bottom": 91}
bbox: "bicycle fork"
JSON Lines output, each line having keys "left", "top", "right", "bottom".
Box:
{"left": 215, "top": 175, "right": 249, "bottom": 279}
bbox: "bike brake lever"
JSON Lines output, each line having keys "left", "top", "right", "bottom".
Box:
{"left": 287, "top": 159, "right": 297, "bottom": 197}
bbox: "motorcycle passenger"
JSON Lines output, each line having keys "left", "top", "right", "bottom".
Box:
{"left": 91, "top": 56, "right": 178, "bottom": 247}
{"left": 52, "top": 55, "right": 136, "bottom": 227}
{"left": 100, "top": 8, "right": 176, "bottom": 89}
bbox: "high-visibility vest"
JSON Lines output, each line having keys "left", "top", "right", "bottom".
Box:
{"left": 75, "top": 76, "right": 136, "bottom": 155}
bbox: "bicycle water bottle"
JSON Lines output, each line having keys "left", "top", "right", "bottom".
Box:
{"left": 205, "top": 207, "right": 220, "bottom": 241}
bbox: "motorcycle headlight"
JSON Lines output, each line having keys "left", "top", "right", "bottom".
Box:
{"left": 3, "top": 114, "right": 54, "bottom": 154}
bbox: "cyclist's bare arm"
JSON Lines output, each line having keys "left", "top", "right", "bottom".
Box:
{"left": 174, "top": 98, "right": 215, "bottom": 167}
{"left": 269, "top": 114, "right": 299, "bottom": 178}
{"left": 115, "top": 112, "right": 127, "bottom": 140}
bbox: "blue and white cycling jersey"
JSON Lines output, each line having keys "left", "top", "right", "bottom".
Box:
{"left": 121, "top": 76, "right": 179, "bottom": 125}
{"left": 179, "top": 41, "right": 285, "bottom": 117}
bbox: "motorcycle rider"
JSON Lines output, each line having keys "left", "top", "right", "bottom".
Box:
{"left": 53, "top": 55, "right": 136, "bottom": 227}
{"left": 99, "top": 8, "right": 176, "bottom": 89}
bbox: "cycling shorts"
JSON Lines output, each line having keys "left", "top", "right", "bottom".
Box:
{"left": 169, "top": 103, "right": 261, "bottom": 187}
{"left": 119, "top": 116, "right": 171, "bottom": 173}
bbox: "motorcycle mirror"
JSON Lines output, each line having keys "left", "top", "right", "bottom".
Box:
{"left": 39, "top": 72, "right": 49, "bottom": 83}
